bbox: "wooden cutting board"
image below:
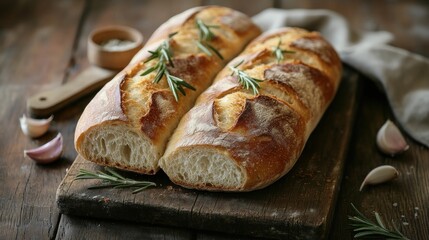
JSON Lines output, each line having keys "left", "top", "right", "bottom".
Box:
{"left": 57, "top": 68, "right": 360, "bottom": 239}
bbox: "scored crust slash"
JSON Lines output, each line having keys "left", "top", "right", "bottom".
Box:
{"left": 74, "top": 6, "right": 342, "bottom": 192}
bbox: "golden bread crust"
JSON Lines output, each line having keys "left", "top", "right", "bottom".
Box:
{"left": 162, "top": 27, "right": 342, "bottom": 191}
{"left": 75, "top": 6, "right": 261, "bottom": 174}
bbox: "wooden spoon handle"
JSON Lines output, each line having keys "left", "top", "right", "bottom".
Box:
{"left": 27, "top": 66, "right": 117, "bottom": 117}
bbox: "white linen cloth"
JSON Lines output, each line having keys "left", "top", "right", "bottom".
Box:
{"left": 253, "top": 9, "right": 429, "bottom": 147}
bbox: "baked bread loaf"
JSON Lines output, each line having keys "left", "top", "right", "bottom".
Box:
{"left": 74, "top": 6, "right": 261, "bottom": 174}
{"left": 159, "top": 27, "right": 342, "bottom": 191}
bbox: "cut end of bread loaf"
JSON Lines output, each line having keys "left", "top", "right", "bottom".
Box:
{"left": 78, "top": 124, "right": 160, "bottom": 174}
{"left": 160, "top": 147, "right": 246, "bottom": 191}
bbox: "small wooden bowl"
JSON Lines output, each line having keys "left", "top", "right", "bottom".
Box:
{"left": 88, "top": 25, "right": 143, "bottom": 70}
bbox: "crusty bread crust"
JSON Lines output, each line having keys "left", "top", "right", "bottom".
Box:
{"left": 160, "top": 28, "right": 342, "bottom": 191}
{"left": 75, "top": 6, "right": 261, "bottom": 174}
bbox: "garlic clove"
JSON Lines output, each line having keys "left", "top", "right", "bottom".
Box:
{"left": 20, "top": 114, "right": 53, "bottom": 138}
{"left": 376, "top": 119, "right": 409, "bottom": 156}
{"left": 359, "top": 165, "right": 399, "bottom": 191}
{"left": 24, "top": 133, "right": 63, "bottom": 164}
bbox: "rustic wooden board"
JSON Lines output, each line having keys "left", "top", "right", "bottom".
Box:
{"left": 55, "top": 215, "right": 193, "bottom": 240}
{"left": 56, "top": 68, "right": 359, "bottom": 239}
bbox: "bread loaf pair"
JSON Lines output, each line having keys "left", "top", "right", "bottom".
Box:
{"left": 74, "top": 6, "right": 261, "bottom": 174}
{"left": 75, "top": 6, "right": 342, "bottom": 191}
{"left": 159, "top": 27, "right": 342, "bottom": 191}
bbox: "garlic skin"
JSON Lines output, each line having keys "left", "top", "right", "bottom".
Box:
{"left": 359, "top": 165, "right": 399, "bottom": 191}
{"left": 20, "top": 114, "right": 53, "bottom": 138}
{"left": 24, "top": 133, "right": 63, "bottom": 164}
{"left": 376, "top": 120, "right": 409, "bottom": 156}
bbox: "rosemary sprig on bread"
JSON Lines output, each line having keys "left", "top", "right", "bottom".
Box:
{"left": 229, "top": 60, "right": 263, "bottom": 95}
{"left": 74, "top": 6, "right": 262, "bottom": 178}
{"left": 196, "top": 19, "right": 224, "bottom": 60}
{"left": 141, "top": 32, "right": 195, "bottom": 101}
{"left": 273, "top": 39, "right": 295, "bottom": 63}
{"left": 76, "top": 168, "right": 156, "bottom": 194}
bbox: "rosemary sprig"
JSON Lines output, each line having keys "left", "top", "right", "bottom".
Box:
{"left": 141, "top": 32, "right": 195, "bottom": 101}
{"left": 75, "top": 168, "right": 156, "bottom": 194}
{"left": 348, "top": 203, "right": 409, "bottom": 239}
{"left": 273, "top": 39, "right": 295, "bottom": 63}
{"left": 196, "top": 19, "right": 223, "bottom": 60}
{"left": 229, "top": 60, "right": 263, "bottom": 95}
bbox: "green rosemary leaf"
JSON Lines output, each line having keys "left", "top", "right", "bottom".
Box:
{"left": 132, "top": 188, "right": 146, "bottom": 194}
{"left": 132, "top": 185, "right": 155, "bottom": 194}
{"left": 206, "top": 43, "right": 224, "bottom": 60}
{"left": 141, "top": 32, "right": 195, "bottom": 101}
{"left": 76, "top": 171, "right": 96, "bottom": 179}
{"left": 75, "top": 175, "right": 97, "bottom": 180}
{"left": 177, "top": 78, "right": 196, "bottom": 90}
{"left": 196, "top": 19, "right": 223, "bottom": 59}
{"left": 353, "top": 226, "right": 380, "bottom": 232}
{"left": 273, "top": 39, "right": 295, "bottom": 63}
{"left": 165, "top": 72, "right": 196, "bottom": 101}
{"left": 229, "top": 60, "right": 263, "bottom": 95}
{"left": 105, "top": 168, "right": 125, "bottom": 180}
{"left": 348, "top": 203, "right": 409, "bottom": 240}
{"left": 141, "top": 65, "right": 157, "bottom": 76}
{"left": 354, "top": 231, "right": 389, "bottom": 238}
{"left": 374, "top": 212, "right": 386, "bottom": 229}
{"left": 87, "top": 185, "right": 118, "bottom": 190}
{"left": 145, "top": 54, "right": 158, "bottom": 63}
{"left": 196, "top": 19, "right": 215, "bottom": 41}
{"left": 205, "top": 24, "right": 220, "bottom": 29}
{"left": 165, "top": 72, "right": 180, "bottom": 101}
{"left": 113, "top": 184, "right": 132, "bottom": 189}
{"left": 152, "top": 63, "right": 165, "bottom": 84}
{"left": 75, "top": 168, "right": 156, "bottom": 194}
{"left": 160, "top": 45, "right": 174, "bottom": 67}
{"left": 232, "top": 59, "right": 244, "bottom": 68}
{"left": 174, "top": 81, "right": 187, "bottom": 96}
{"left": 351, "top": 203, "right": 368, "bottom": 220}
{"left": 393, "top": 223, "right": 409, "bottom": 239}
{"left": 196, "top": 41, "right": 213, "bottom": 56}
{"left": 168, "top": 31, "right": 178, "bottom": 38}
{"left": 96, "top": 172, "right": 118, "bottom": 182}
{"left": 177, "top": 86, "right": 186, "bottom": 96}
{"left": 349, "top": 216, "right": 371, "bottom": 225}
{"left": 282, "top": 50, "right": 295, "bottom": 54}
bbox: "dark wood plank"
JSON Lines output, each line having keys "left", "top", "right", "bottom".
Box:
{"left": 274, "top": 1, "right": 429, "bottom": 239}
{"left": 0, "top": 0, "right": 85, "bottom": 239}
{"left": 329, "top": 79, "right": 429, "bottom": 240}
{"left": 55, "top": 215, "right": 192, "bottom": 240}
{"left": 196, "top": 231, "right": 261, "bottom": 240}
{"left": 362, "top": 0, "right": 429, "bottom": 57}
{"left": 202, "top": 0, "right": 274, "bottom": 16}
{"left": 57, "top": 67, "right": 359, "bottom": 239}
{"left": 0, "top": 0, "right": 85, "bottom": 86}
{"left": 278, "top": 0, "right": 429, "bottom": 57}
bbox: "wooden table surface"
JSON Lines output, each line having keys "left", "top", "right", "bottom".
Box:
{"left": 1, "top": 0, "right": 428, "bottom": 239}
